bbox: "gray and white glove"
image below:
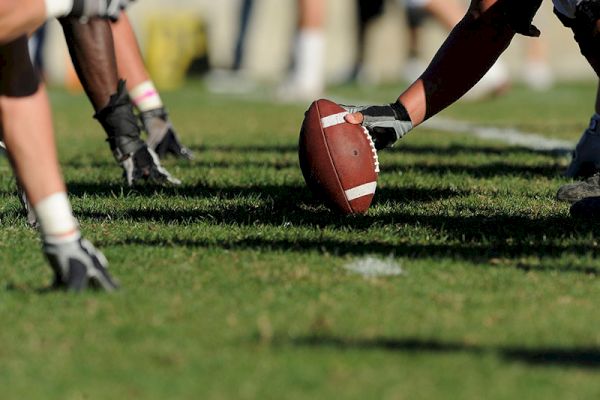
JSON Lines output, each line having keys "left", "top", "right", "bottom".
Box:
{"left": 121, "top": 145, "right": 182, "bottom": 186}
{"left": 44, "top": 238, "right": 119, "bottom": 292}
{"left": 341, "top": 102, "right": 413, "bottom": 150}
{"left": 69, "top": 0, "right": 132, "bottom": 20}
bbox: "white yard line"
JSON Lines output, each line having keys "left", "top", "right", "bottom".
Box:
{"left": 423, "top": 117, "right": 575, "bottom": 154}
{"left": 217, "top": 91, "right": 578, "bottom": 154}
{"left": 335, "top": 96, "right": 576, "bottom": 154}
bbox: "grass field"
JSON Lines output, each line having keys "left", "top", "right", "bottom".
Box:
{"left": 1, "top": 81, "right": 600, "bottom": 399}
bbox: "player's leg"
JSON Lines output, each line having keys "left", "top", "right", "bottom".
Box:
{"left": 555, "top": 3, "right": 600, "bottom": 179}
{"left": 279, "top": 0, "right": 326, "bottom": 101}
{"left": 110, "top": 12, "right": 193, "bottom": 160}
{"left": 402, "top": 0, "right": 429, "bottom": 83}
{"left": 60, "top": 17, "right": 180, "bottom": 185}
{"left": 0, "top": 0, "right": 131, "bottom": 43}
{"left": 344, "top": 0, "right": 541, "bottom": 149}
{"left": 0, "top": 37, "right": 117, "bottom": 291}
{"left": 554, "top": 3, "right": 600, "bottom": 205}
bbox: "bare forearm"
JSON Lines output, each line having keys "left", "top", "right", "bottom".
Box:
{"left": 0, "top": 37, "right": 64, "bottom": 204}
{"left": 399, "top": 4, "right": 515, "bottom": 125}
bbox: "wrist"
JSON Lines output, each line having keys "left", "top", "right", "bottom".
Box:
{"left": 390, "top": 101, "right": 412, "bottom": 124}
{"left": 44, "top": 0, "right": 75, "bottom": 18}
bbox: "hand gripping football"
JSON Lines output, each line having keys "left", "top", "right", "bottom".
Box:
{"left": 299, "top": 99, "right": 379, "bottom": 214}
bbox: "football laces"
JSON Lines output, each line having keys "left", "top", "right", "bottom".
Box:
{"left": 362, "top": 127, "right": 380, "bottom": 173}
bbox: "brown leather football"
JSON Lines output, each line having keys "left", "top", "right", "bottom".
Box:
{"left": 299, "top": 99, "right": 379, "bottom": 214}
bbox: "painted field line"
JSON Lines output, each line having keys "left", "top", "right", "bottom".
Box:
{"left": 214, "top": 91, "right": 576, "bottom": 154}
{"left": 422, "top": 117, "right": 575, "bottom": 154}
{"left": 328, "top": 95, "right": 576, "bottom": 154}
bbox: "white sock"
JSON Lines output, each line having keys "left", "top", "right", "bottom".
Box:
{"left": 44, "top": 0, "right": 75, "bottom": 19}
{"left": 291, "top": 29, "right": 325, "bottom": 93}
{"left": 130, "top": 81, "right": 163, "bottom": 112}
{"left": 33, "top": 192, "right": 80, "bottom": 244}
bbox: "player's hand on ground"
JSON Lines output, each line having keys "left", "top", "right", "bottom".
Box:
{"left": 121, "top": 145, "right": 182, "bottom": 186}
{"left": 44, "top": 238, "right": 119, "bottom": 292}
{"left": 141, "top": 108, "right": 195, "bottom": 160}
{"left": 71, "top": 0, "right": 133, "bottom": 20}
{"left": 341, "top": 103, "right": 413, "bottom": 150}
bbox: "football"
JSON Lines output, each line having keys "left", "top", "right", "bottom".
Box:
{"left": 298, "top": 99, "right": 379, "bottom": 214}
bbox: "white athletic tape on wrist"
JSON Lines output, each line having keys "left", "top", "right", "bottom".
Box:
{"left": 345, "top": 182, "right": 377, "bottom": 201}
{"left": 45, "top": 0, "right": 75, "bottom": 18}
{"left": 321, "top": 112, "right": 348, "bottom": 129}
{"left": 130, "top": 81, "right": 163, "bottom": 112}
{"left": 34, "top": 192, "right": 79, "bottom": 241}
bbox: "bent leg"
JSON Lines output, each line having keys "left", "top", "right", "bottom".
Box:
{"left": 110, "top": 12, "right": 148, "bottom": 89}
{"left": 60, "top": 17, "right": 119, "bottom": 111}
{"left": 0, "top": 37, "right": 64, "bottom": 204}
{"left": 110, "top": 12, "right": 194, "bottom": 159}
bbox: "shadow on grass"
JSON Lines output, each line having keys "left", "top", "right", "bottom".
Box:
{"left": 188, "top": 143, "right": 567, "bottom": 158}
{"left": 65, "top": 180, "right": 600, "bottom": 273}
{"left": 66, "top": 181, "right": 465, "bottom": 205}
{"left": 383, "top": 161, "right": 564, "bottom": 179}
{"left": 60, "top": 142, "right": 566, "bottom": 179}
{"left": 119, "top": 159, "right": 563, "bottom": 179}
{"left": 276, "top": 335, "right": 600, "bottom": 369}
{"left": 95, "top": 235, "right": 600, "bottom": 275}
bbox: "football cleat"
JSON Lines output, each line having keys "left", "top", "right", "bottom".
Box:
{"left": 141, "top": 108, "right": 194, "bottom": 160}
{"left": 121, "top": 145, "right": 181, "bottom": 186}
{"left": 556, "top": 172, "right": 600, "bottom": 203}
{"left": 565, "top": 115, "right": 600, "bottom": 178}
{"left": 43, "top": 238, "right": 119, "bottom": 292}
{"left": 570, "top": 196, "right": 600, "bottom": 219}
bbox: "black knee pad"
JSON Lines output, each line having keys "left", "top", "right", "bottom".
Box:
{"left": 556, "top": 0, "right": 600, "bottom": 58}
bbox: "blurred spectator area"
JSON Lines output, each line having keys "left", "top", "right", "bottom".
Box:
{"left": 42, "top": 0, "right": 594, "bottom": 88}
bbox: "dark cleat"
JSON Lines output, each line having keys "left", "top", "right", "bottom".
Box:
{"left": 557, "top": 173, "right": 600, "bottom": 203}
{"left": 570, "top": 196, "right": 600, "bottom": 219}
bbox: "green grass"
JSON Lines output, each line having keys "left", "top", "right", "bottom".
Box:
{"left": 1, "top": 81, "right": 600, "bottom": 399}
